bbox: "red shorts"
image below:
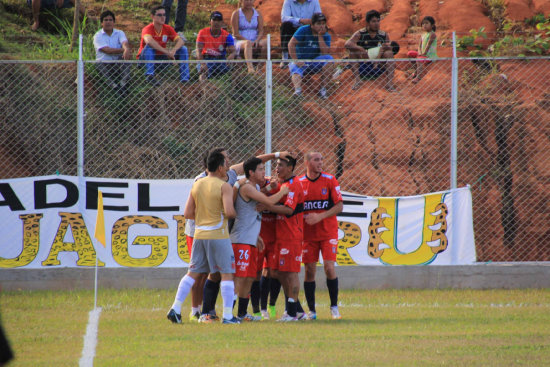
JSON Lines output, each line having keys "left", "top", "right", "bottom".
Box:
{"left": 186, "top": 236, "right": 194, "bottom": 256}
{"left": 274, "top": 240, "right": 302, "bottom": 273}
{"left": 302, "top": 239, "right": 338, "bottom": 263}
{"left": 232, "top": 243, "right": 258, "bottom": 278}
{"left": 262, "top": 240, "right": 278, "bottom": 269}
{"left": 407, "top": 50, "right": 431, "bottom": 64}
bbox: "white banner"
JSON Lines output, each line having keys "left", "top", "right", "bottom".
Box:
{"left": 0, "top": 176, "right": 475, "bottom": 268}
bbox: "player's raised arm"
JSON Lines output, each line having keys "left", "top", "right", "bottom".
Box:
{"left": 242, "top": 183, "right": 289, "bottom": 206}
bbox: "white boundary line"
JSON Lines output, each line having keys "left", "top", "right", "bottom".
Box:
{"left": 79, "top": 307, "right": 102, "bottom": 367}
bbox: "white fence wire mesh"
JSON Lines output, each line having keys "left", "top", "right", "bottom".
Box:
{"left": 1, "top": 54, "right": 549, "bottom": 262}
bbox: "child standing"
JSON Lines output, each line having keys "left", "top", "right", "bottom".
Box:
{"left": 407, "top": 16, "right": 437, "bottom": 83}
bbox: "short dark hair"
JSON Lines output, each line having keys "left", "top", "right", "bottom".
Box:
{"left": 151, "top": 5, "right": 165, "bottom": 15}
{"left": 280, "top": 155, "right": 297, "bottom": 170}
{"left": 365, "top": 10, "right": 380, "bottom": 23}
{"left": 100, "top": 10, "right": 115, "bottom": 22}
{"left": 243, "top": 157, "right": 262, "bottom": 179}
{"left": 203, "top": 147, "right": 226, "bottom": 169}
{"left": 207, "top": 151, "right": 226, "bottom": 172}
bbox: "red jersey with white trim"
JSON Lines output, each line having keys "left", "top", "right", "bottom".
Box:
{"left": 298, "top": 172, "right": 342, "bottom": 241}
{"left": 137, "top": 23, "right": 179, "bottom": 57}
{"left": 275, "top": 177, "right": 305, "bottom": 241}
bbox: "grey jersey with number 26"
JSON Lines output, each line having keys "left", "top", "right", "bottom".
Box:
{"left": 229, "top": 182, "right": 262, "bottom": 246}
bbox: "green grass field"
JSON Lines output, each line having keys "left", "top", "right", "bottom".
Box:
{"left": 2, "top": 288, "right": 550, "bottom": 366}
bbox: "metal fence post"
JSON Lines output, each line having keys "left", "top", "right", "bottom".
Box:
{"left": 265, "top": 34, "right": 273, "bottom": 176}
{"left": 450, "top": 32, "right": 458, "bottom": 190}
{"left": 77, "top": 34, "right": 85, "bottom": 178}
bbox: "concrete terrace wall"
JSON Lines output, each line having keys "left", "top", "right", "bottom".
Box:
{"left": 2, "top": 263, "right": 550, "bottom": 291}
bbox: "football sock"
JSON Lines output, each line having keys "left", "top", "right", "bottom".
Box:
{"left": 269, "top": 278, "right": 281, "bottom": 306}
{"left": 250, "top": 280, "right": 260, "bottom": 313}
{"left": 201, "top": 279, "right": 219, "bottom": 315}
{"left": 287, "top": 298, "right": 297, "bottom": 317}
{"left": 172, "top": 274, "right": 195, "bottom": 314}
{"left": 327, "top": 277, "right": 339, "bottom": 307}
{"left": 238, "top": 297, "right": 249, "bottom": 318}
{"left": 260, "top": 276, "right": 270, "bottom": 310}
{"left": 221, "top": 280, "right": 235, "bottom": 320}
{"left": 191, "top": 306, "right": 200, "bottom": 315}
{"left": 304, "top": 281, "right": 316, "bottom": 312}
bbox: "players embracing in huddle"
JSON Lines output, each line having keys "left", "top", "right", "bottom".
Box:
{"left": 167, "top": 149, "right": 343, "bottom": 324}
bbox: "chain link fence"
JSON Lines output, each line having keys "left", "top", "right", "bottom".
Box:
{"left": 1, "top": 53, "right": 549, "bottom": 262}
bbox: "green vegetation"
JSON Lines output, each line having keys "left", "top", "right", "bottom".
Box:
{"left": 2, "top": 288, "right": 550, "bottom": 365}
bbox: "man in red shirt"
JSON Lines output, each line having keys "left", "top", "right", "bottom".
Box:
{"left": 137, "top": 5, "right": 190, "bottom": 86}
{"left": 196, "top": 11, "right": 237, "bottom": 82}
{"left": 298, "top": 151, "right": 343, "bottom": 319}
{"left": 263, "top": 156, "right": 305, "bottom": 321}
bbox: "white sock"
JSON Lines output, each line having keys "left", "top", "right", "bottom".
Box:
{"left": 221, "top": 280, "right": 235, "bottom": 320}
{"left": 171, "top": 274, "right": 195, "bottom": 314}
{"left": 191, "top": 306, "right": 200, "bottom": 315}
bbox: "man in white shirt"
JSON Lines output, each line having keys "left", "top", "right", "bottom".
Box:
{"left": 279, "top": 0, "right": 321, "bottom": 69}
{"left": 93, "top": 10, "right": 132, "bottom": 90}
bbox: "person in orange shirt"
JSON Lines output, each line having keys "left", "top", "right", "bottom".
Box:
{"left": 196, "top": 11, "right": 237, "bottom": 82}
{"left": 137, "top": 5, "right": 190, "bottom": 86}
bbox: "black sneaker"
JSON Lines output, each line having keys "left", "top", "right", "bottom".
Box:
{"left": 167, "top": 308, "right": 182, "bottom": 324}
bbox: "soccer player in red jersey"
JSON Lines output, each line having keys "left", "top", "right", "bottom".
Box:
{"left": 298, "top": 152, "right": 343, "bottom": 319}
{"left": 257, "top": 177, "right": 283, "bottom": 319}
{"left": 263, "top": 156, "right": 305, "bottom": 321}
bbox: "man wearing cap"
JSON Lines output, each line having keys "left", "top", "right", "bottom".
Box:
{"left": 279, "top": 0, "right": 322, "bottom": 69}
{"left": 287, "top": 12, "right": 334, "bottom": 99}
{"left": 137, "top": 5, "right": 190, "bottom": 86}
{"left": 196, "top": 11, "right": 237, "bottom": 82}
{"left": 345, "top": 9, "right": 398, "bottom": 91}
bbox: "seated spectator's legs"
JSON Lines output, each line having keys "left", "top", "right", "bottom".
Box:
{"left": 117, "top": 62, "right": 132, "bottom": 87}
{"left": 139, "top": 45, "right": 158, "bottom": 76}
{"left": 175, "top": 46, "right": 190, "bottom": 81}
{"left": 96, "top": 63, "right": 118, "bottom": 88}
{"left": 196, "top": 58, "right": 230, "bottom": 80}
{"left": 279, "top": 21, "right": 299, "bottom": 61}
{"left": 236, "top": 40, "right": 256, "bottom": 73}
{"left": 97, "top": 62, "right": 131, "bottom": 89}
{"left": 313, "top": 55, "right": 334, "bottom": 91}
{"left": 289, "top": 55, "right": 333, "bottom": 96}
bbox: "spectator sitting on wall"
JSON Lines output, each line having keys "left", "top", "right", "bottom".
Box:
{"left": 230, "top": 0, "right": 268, "bottom": 74}
{"left": 279, "top": 0, "right": 322, "bottom": 69}
{"left": 28, "top": 0, "right": 86, "bottom": 32}
{"left": 93, "top": 10, "right": 132, "bottom": 91}
{"left": 287, "top": 12, "right": 334, "bottom": 99}
{"left": 196, "top": 11, "right": 237, "bottom": 83}
{"left": 137, "top": 5, "right": 190, "bottom": 87}
{"left": 344, "top": 9, "right": 398, "bottom": 91}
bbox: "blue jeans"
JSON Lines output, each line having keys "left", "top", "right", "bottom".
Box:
{"left": 139, "top": 45, "right": 190, "bottom": 82}
{"left": 289, "top": 55, "right": 333, "bottom": 78}
{"left": 161, "top": 0, "right": 189, "bottom": 32}
{"left": 196, "top": 57, "right": 230, "bottom": 79}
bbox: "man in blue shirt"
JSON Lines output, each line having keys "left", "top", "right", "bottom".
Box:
{"left": 288, "top": 13, "right": 334, "bottom": 99}
{"left": 279, "top": 0, "right": 321, "bottom": 69}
